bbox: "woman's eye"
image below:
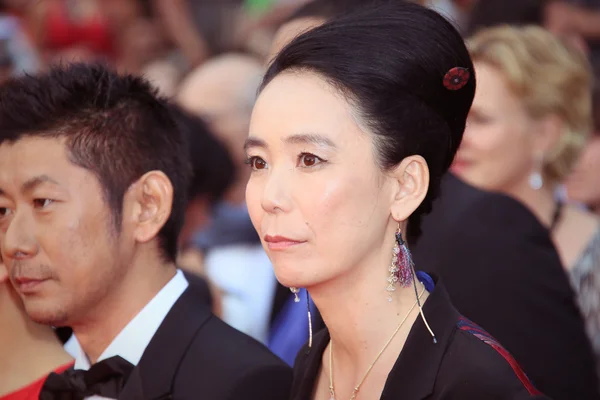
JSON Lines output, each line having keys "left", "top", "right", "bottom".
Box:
{"left": 0, "top": 207, "right": 12, "bottom": 217}
{"left": 246, "top": 156, "right": 268, "bottom": 171}
{"left": 298, "top": 153, "right": 324, "bottom": 168}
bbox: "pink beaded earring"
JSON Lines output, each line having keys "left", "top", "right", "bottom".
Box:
{"left": 386, "top": 225, "right": 414, "bottom": 301}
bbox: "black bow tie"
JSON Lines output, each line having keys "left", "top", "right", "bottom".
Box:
{"left": 39, "top": 355, "right": 134, "bottom": 400}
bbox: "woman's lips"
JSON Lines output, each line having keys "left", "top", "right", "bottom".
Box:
{"left": 264, "top": 235, "right": 306, "bottom": 251}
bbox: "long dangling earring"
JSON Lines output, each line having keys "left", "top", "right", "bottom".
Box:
{"left": 289, "top": 287, "right": 313, "bottom": 349}
{"left": 306, "top": 289, "right": 313, "bottom": 349}
{"left": 529, "top": 155, "right": 544, "bottom": 190}
{"left": 386, "top": 225, "right": 414, "bottom": 301}
{"left": 408, "top": 260, "right": 438, "bottom": 344}
{"left": 387, "top": 224, "right": 438, "bottom": 343}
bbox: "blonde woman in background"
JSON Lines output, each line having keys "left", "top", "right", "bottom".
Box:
{"left": 453, "top": 25, "right": 600, "bottom": 371}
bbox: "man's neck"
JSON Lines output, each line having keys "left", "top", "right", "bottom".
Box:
{"left": 72, "top": 261, "right": 177, "bottom": 364}
{"left": 0, "top": 287, "right": 73, "bottom": 396}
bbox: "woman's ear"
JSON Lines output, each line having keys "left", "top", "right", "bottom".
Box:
{"left": 536, "top": 114, "right": 564, "bottom": 157}
{"left": 389, "top": 155, "right": 429, "bottom": 222}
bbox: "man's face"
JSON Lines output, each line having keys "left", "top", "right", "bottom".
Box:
{"left": 0, "top": 137, "right": 127, "bottom": 326}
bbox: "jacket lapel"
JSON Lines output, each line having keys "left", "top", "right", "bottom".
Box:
{"left": 290, "top": 329, "right": 330, "bottom": 400}
{"left": 119, "top": 277, "right": 213, "bottom": 400}
{"left": 118, "top": 367, "right": 145, "bottom": 400}
{"left": 381, "top": 279, "right": 459, "bottom": 399}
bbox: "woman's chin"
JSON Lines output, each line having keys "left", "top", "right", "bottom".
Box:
{"left": 273, "top": 268, "right": 312, "bottom": 290}
{"left": 274, "top": 274, "right": 304, "bottom": 289}
{"left": 272, "top": 259, "right": 333, "bottom": 290}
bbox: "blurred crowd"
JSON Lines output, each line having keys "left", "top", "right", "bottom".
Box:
{"left": 2, "top": 0, "right": 600, "bottom": 399}
{"left": 1, "top": 0, "right": 600, "bottom": 80}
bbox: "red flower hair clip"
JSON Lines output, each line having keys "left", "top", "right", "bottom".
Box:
{"left": 443, "top": 67, "right": 470, "bottom": 91}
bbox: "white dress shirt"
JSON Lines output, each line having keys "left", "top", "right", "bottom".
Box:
{"left": 71, "top": 269, "right": 189, "bottom": 400}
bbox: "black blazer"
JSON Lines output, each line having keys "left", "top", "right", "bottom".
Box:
{"left": 291, "top": 279, "right": 549, "bottom": 400}
{"left": 117, "top": 271, "right": 293, "bottom": 400}
{"left": 413, "top": 174, "right": 599, "bottom": 399}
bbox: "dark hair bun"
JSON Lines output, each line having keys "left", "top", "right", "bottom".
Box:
{"left": 264, "top": 1, "right": 476, "bottom": 243}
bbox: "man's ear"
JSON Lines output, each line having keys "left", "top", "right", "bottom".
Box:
{"left": 389, "top": 155, "right": 429, "bottom": 222}
{"left": 124, "top": 171, "right": 174, "bottom": 244}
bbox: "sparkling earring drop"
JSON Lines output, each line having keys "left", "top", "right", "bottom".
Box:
{"left": 529, "top": 155, "right": 544, "bottom": 190}
{"left": 386, "top": 225, "right": 414, "bottom": 301}
{"left": 529, "top": 172, "right": 543, "bottom": 190}
{"left": 289, "top": 287, "right": 313, "bottom": 350}
{"left": 290, "top": 287, "right": 300, "bottom": 302}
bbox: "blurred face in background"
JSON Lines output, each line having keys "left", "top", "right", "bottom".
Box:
{"left": 452, "top": 62, "right": 543, "bottom": 193}
{"left": 177, "top": 55, "right": 263, "bottom": 173}
{"left": 566, "top": 134, "right": 600, "bottom": 211}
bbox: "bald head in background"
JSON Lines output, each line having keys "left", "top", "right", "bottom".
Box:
{"left": 268, "top": 16, "right": 325, "bottom": 63}
{"left": 178, "top": 54, "right": 263, "bottom": 203}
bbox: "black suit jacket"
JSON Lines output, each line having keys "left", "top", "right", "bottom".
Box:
{"left": 291, "top": 279, "right": 549, "bottom": 400}
{"left": 116, "top": 270, "right": 292, "bottom": 400}
{"left": 413, "top": 174, "right": 599, "bottom": 400}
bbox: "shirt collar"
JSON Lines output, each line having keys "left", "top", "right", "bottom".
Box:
{"left": 74, "top": 269, "right": 189, "bottom": 370}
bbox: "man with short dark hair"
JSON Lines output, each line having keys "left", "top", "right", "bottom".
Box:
{"left": 0, "top": 63, "right": 291, "bottom": 400}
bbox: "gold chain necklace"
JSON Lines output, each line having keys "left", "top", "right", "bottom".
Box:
{"left": 328, "top": 286, "right": 425, "bottom": 400}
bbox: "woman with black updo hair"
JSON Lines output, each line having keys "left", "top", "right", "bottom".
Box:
{"left": 244, "top": 2, "right": 549, "bottom": 399}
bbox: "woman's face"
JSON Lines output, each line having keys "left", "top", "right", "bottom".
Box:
{"left": 452, "top": 62, "right": 540, "bottom": 193}
{"left": 245, "top": 72, "right": 397, "bottom": 289}
{"left": 566, "top": 135, "right": 600, "bottom": 210}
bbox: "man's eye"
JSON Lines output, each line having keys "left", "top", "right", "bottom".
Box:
{"left": 33, "top": 199, "right": 54, "bottom": 209}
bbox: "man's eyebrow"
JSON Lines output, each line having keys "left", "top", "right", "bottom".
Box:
{"left": 21, "top": 175, "right": 61, "bottom": 194}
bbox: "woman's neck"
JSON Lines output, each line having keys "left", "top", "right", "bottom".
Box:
{"left": 506, "top": 179, "right": 557, "bottom": 228}
{"left": 309, "top": 259, "right": 427, "bottom": 368}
